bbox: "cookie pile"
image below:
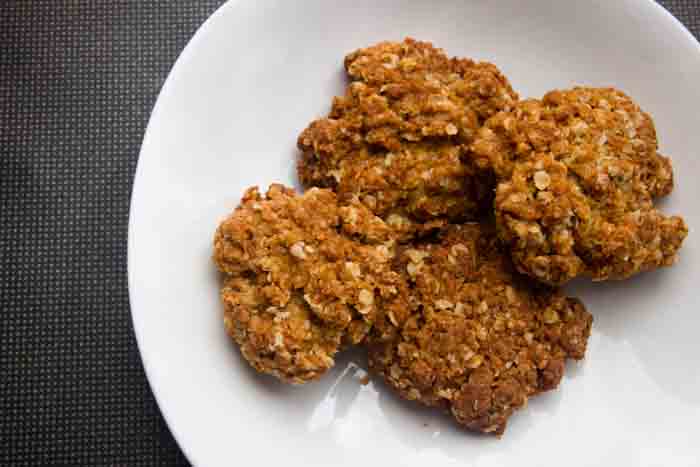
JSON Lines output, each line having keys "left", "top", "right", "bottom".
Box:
{"left": 213, "top": 39, "right": 687, "bottom": 435}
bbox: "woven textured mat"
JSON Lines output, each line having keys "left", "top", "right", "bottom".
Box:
{"left": 1, "top": 1, "right": 698, "bottom": 465}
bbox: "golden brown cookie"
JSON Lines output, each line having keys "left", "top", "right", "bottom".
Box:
{"left": 298, "top": 38, "right": 517, "bottom": 240}
{"left": 214, "top": 185, "right": 405, "bottom": 384}
{"left": 471, "top": 87, "right": 687, "bottom": 284}
{"left": 367, "top": 224, "right": 592, "bottom": 435}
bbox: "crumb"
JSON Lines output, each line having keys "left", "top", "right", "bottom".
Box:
{"left": 367, "top": 223, "right": 593, "bottom": 435}
{"left": 471, "top": 87, "right": 687, "bottom": 284}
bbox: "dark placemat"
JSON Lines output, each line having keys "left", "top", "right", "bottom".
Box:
{"left": 1, "top": 1, "right": 698, "bottom": 465}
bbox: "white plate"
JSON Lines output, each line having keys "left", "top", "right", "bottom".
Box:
{"left": 129, "top": 1, "right": 700, "bottom": 465}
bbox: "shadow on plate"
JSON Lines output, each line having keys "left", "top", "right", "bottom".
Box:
{"left": 566, "top": 264, "right": 700, "bottom": 406}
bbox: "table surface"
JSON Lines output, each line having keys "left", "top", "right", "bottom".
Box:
{"left": 2, "top": 1, "right": 699, "bottom": 465}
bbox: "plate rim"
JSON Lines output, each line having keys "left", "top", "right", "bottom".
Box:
{"left": 127, "top": 2, "right": 235, "bottom": 464}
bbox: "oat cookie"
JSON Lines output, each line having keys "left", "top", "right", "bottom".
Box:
{"left": 214, "top": 185, "right": 404, "bottom": 384}
{"left": 298, "top": 38, "right": 517, "bottom": 239}
{"left": 367, "top": 224, "right": 592, "bottom": 435}
{"left": 471, "top": 87, "right": 687, "bottom": 284}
